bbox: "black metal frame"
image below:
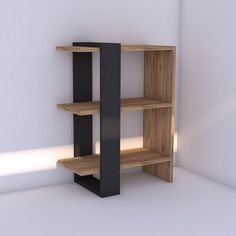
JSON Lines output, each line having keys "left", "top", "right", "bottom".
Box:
{"left": 73, "top": 42, "right": 121, "bottom": 197}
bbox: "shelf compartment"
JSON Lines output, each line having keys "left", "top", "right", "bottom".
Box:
{"left": 56, "top": 45, "right": 175, "bottom": 53}
{"left": 58, "top": 148, "right": 171, "bottom": 176}
{"left": 57, "top": 97, "right": 172, "bottom": 116}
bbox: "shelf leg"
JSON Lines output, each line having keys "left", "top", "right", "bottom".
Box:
{"left": 100, "top": 43, "right": 121, "bottom": 197}
{"left": 143, "top": 50, "right": 175, "bottom": 182}
{"left": 72, "top": 42, "right": 121, "bottom": 197}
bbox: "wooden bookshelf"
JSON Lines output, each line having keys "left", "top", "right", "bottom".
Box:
{"left": 56, "top": 42, "right": 176, "bottom": 197}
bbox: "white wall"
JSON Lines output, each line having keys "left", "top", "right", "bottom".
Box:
{"left": 178, "top": 0, "right": 236, "bottom": 188}
{"left": 0, "top": 0, "right": 180, "bottom": 193}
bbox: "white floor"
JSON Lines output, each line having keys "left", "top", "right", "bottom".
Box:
{"left": 1, "top": 167, "right": 236, "bottom": 236}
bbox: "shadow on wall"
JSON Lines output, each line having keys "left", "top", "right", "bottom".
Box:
{"left": 180, "top": 93, "right": 236, "bottom": 146}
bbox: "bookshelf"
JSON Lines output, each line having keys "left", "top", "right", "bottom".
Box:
{"left": 56, "top": 42, "right": 175, "bottom": 197}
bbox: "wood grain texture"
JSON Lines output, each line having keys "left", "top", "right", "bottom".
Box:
{"left": 121, "top": 45, "right": 175, "bottom": 52}
{"left": 143, "top": 49, "right": 176, "bottom": 182}
{"left": 56, "top": 45, "right": 175, "bottom": 53}
{"left": 58, "top": 148, "right": 171, "bottom": 176}
{"left": 56, "top": 46, "right": 99, "bottom": 52}
{"left": 57, "top": 97, "right": 172, "bottom": 116}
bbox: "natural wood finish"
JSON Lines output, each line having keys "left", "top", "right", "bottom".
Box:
{"left": 57, "top": 97, "right": 172, "bottom": 116}
{"left": 56, "top": 46, "right": 99, "bottom": 53}
{"left": 121, "top": 45, "right": 175, "bottom": 52}
{"left": 56, "top": 43, "right": 176, "bottom": 185}
{"left": 56, "top": 45, "right": 175, "bottom": 53}
{"left": 143, "top": 109, "right": 173, "bottom": 181}
{"left": 58, "top": 148, "right": 171, "bottom": 176}
{"left": 143, "top": 49, "right": 176, "bottom": 182}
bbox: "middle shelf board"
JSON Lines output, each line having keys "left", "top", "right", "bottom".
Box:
{"left": 58, "top": 148, "right": 171, "bottom": 176}
{"left": 57, "top": 97, "right": 172, "bottom": 116}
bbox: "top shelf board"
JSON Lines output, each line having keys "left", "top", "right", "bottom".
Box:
{"left": 56, "top": 45, "right": 175, "bottom": 53}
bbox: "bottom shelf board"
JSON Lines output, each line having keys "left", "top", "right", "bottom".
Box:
{"left": 58, "top": 148, "right": 171, "bottom": 176}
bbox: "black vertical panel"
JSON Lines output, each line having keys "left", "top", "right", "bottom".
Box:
{"left": 73, "top": 50, "right": 92, "bottom": 156}
{"left": 100, "top": 44, "right": 121, "bottom": 197}
{"left": 72, "top": 42, "right": 121, "bottom": 197}
{"left": 72, "top": 43, "right": 100, "bottom": 194}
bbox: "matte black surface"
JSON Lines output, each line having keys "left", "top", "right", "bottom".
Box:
{"left": 72, "top": 43, "right": 96, "bottom": 191}
{"left": 100, "top": 44, "right": 121, "bottom": 197}
{"left": 72, "top": 42, "right": 121, "bottom": 197}
{"left": 74, "top": 175, "right": 100, "bottom": 196}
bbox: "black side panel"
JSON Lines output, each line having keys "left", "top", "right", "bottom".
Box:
{"left": 73, "top": 43, "right": 100, "bottom": 195}
{"left": 72, "top": 42, "right": 121, "bottom": 197}
{"left": 99, "top": 44, "right": 121, "bottom": 197}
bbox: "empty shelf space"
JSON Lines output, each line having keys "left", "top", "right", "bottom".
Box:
{"left": 58, "top": 148, "right": 171, "bottom": 176}
{"left": 57, "top": 97, "right": 172, "bottom": 116}
{"left": 56, "top": 45, "right": 175, "bottom": 53}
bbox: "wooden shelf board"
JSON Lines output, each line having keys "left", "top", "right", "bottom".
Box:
{"left": 56, "top": 46, "right": 99, "bottom": 53}
{"left": 121, "top": 45, "right": 175, "bottom": 52}
{"left": 56, "top": 45, "right": 175, "bottom": 53}
{"left": 57, "top": 97, "right": 172, "bottom": 116}
{"left": 58, "top": 148, "right": 171, "bottom": 176}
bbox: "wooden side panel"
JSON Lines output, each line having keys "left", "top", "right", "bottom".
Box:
{"left": 143, "top": 50, "right": 175, "bottom": 182}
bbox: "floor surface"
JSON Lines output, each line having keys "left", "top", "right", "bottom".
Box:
{"left": 1, "top": 167, "right": 236, "bottom": 236}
